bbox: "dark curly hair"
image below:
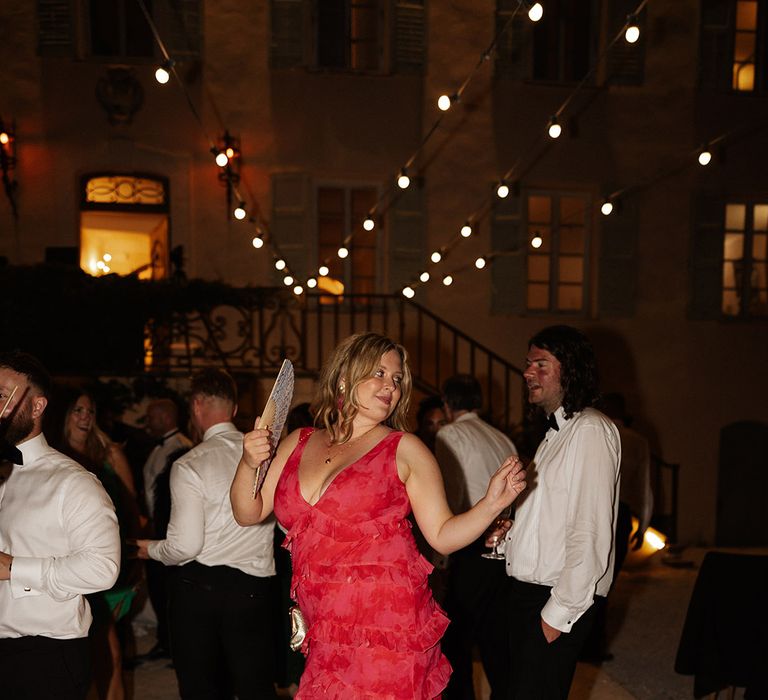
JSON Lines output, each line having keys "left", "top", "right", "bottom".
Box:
{"left": 528, "top": 325, "right": 599, "bottom": 419}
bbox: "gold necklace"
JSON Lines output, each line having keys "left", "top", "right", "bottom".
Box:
{"left": 325, "top": 426, "right": 379, "bottom": 464}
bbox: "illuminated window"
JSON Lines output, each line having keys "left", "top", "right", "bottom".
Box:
{"left": 317, "top": 0, "right": 382, "bottom": 72}
{"left": 733, "top": 0, "right": 758, "bottom": 90}
{"left": 525, "top": 192, "right": 589, "bottom": 313}
{"left": 317, "top": 185, "right": 378, "bottom": 296}
{"left": 80, "top": 174, "right": 170, "bottom": 281}
{"left": 722, "top": 202, "right": 768, "bottom": 317}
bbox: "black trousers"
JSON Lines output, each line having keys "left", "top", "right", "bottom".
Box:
{"left": 443, "top": 541, "right": 509, "bottom": 699}
{"left": 0, "top": 635, "right": 91, "bottom": 700}
{"left": 169, "top": 562, "right": 278, "bottom": 700}
{"left": 504, "top": 578, "right": 598, "bottom": 700}
{"left": 146, "top": 558, "right": 172, "bottom": 650}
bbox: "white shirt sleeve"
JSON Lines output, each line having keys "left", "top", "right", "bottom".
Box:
{"left": 149, "top": 460, "right": 205, "bottom": 565}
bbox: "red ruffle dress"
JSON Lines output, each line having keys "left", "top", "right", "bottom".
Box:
{"left": 273, "top": 428, "right": 451, "bottom": 699}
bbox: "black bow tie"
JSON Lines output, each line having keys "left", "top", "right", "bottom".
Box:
{"left": 546, "top": 413, "right": 559, "bottom": 432}
{"left": 155, "top": 430, "right": 179, "bottom": 447}
{"left": 0, "top": 439, "right": 23, "bottom": 465}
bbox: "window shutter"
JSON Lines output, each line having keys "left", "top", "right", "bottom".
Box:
{"left": 698, "top": 0, "right": 732, "bottom": 91}
{"left": 688, "top": 191, "right": 725, "bottom": 320}
{"left": 393, "top": 1, "right": 425, "bottom": 73}
{"left": 37, "top": 0, "right": 73, "bottom": 56}
{"left": 490, "top": 187, "right": 525, "bottom": 314}
{"left": 270, "top": 0, "right": 306, "bottom": 69}
{"left": 388, "top": 178, "right": 424, "bottom": 292}
{"left": 271, "top": 173, "right": 312, "bottom": 281}
{"left": 606, "top": 0, "right": 645, "bottom": 86}
{"left": 599, "top": 196, "right": 638, "bottom": 317}
{"left": 157, "top": 0, "right": 202, "bottom": 61}
{"left": 494, "top": 4, "right": 531, "bottom": 80}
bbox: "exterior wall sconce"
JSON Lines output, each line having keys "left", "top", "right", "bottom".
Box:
{"left": 0, "top": 117, "right": 18, "bottom": 219}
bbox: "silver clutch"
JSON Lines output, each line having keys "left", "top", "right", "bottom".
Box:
{"left": 289, "top": 605, "right": 307, "bottom": 652}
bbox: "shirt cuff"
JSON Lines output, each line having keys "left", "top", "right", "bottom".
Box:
{"left": 540, "top": 595, "right": 588, "bottom": 633}
{"left": 10, "top": 556, "right": 44, "bottom": 595}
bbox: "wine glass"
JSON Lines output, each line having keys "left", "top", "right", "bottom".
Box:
{"left": 481, "top": 506, "right": 512, "bottom": 560}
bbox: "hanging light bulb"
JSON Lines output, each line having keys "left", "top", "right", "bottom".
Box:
{"left": 547, "top": 116, "right": 562, "bottom": 139}
{"left": 600, "top": 200, "right": 614, "bottom": 216}
{"left": 293, "top": 285, "right": 304, "bottom": 296}
{"left": 363, "top": 215, "right": 375, "bottom": 231}
{"left": 531, "top": 233, "right": 543, "bottom": 249}
{"left": 402, "top": 286, "right": 415, "bottom": 299}
{"left": 528, "top": 2, "right": 544, "bottom": 22}
{"left": 397, "top": 168, "right": 410, "bottom": 189}
{"left": 698, "top": 147, "right": 712, "bottom": 166}
{"left": 154, "top": 60, "right": 173, "bottom": 84}
{"left": 460, "top": 222, "right": 473, "bottom": 238}
{"left": 283, "top": 275, "right": 294, "bottom": 286}
{"left": 275, "top": 258, "right": 286, "bottom": 271}
{"left": 624, "top": 15, "right": 640, "bottom": 44}
{"left": 252, "top": 235, "right": 264, "bottom": 249}
{"left": 318, "top": 265, "right": 330, "bottom": 277}
{"left": 103, "top": 253, "right": 112, "bottom": 262}
{"left": 496, "top": 181, "right": 510, "bottom": 199}
{"left": 233, "top": 202, "right": 247, "bottom": 220}
{"left": 307, "top": 277, "right": 318, "bottom": 289}
{"left": 442, "top": 274, "right": 453, "bottom": 286}
{"left": 0, "top": 132, "right": 9, "bottom": 145}
{"left": 338, "top": 246, "right": 349, "bottom": 259}
{"left": 419, "top": 271, "right": 430, "bottom": 283}
{"left": 215, "top": 151, "right": 229, "bottom": 167}
{"left": 96, "top": 260, "right": 106, "bottom": 271}
{"left": 430, "top": 250, "right": 442, "bottom": 264}
{"left": 437, "top": 93, "right": 458, "bottom": 111}
{"left": 225, "top": 147, "right": 235, "bottom": 159}
{"left": 475, "top": 257, "right": 486, "bottom": 269}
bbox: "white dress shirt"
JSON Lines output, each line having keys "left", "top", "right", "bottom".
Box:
{"left": 435, "top": 412, "right": 518, "bottom": 513}
{"left": 0, "top": 433, "right": 121, "bottom": 639}
{"left": 143, "top": 429, "right": 193, "bottom": 517}
{"left": 148, "top": 422, "right": 275, "bottom": 577}
{"left": 505, "top": 406, "right": 620, "bottom": 633}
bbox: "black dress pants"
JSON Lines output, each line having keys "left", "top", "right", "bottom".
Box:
{"left": 0, "top": 635, "right": 91, "bottom": 700}
{"left": 169, "top": 562, "right": 278, "bottom": 700}
{"left": 505, "top": 578, "right": 598, "bottom": 700}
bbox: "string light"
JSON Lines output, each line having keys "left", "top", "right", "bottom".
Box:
{"left": 698, "top": 147, "right": 712, "bottom": 166}
{"left": 442, "top": 274, "right": 453, "bottom": 286}
{"left": 624, "top": 14, "right": 640, "bottom": 44}
{"left": 600, "top": 200, "right": 614, "bottom": 216}
{"left": 547, "top": 116, "right": 562, "bottom": 139}
{"left": 338, "top": 246, "right": 349, "bottom": 259}
{"left": 283, "top": 275, "right": 294, "bottom": 286}
{"left": 402, "top": 286, "right": 415, "bottom": 298}
{"left": 531, "top": 233, "right": 543, "bottom": 248}
{"left": 437, "top": 93, "right": 458, "bottom": 111}
{"left": 293, "top": 285, "right": 304, "bottom": 296}
{"left": 233, "top": 202, "right": 247, "bottom": 220}
{"left": 103, "top": 253, "right": 112, "bottom": 262}
{"left": 225, "top": 146, "right": 235, "bottom": 159}
{"left": 275, "top": 258, "right": 286, "bottom": 271}
{"left": 419, "top": 271, "right": 430, "bottom": 283}
{"left": 307, "top": 277, "right": 318, "bottom": 289}
{"left": 363, "top": 215, "right": 375, "bottom": 231}
{"left": 475, "top": 257, "right": 487, "bottom": 269}
{"left": 397, "top": 169, "right": 411, "bottom": 189}
{"left": 154, "top": 60, "right": 173, "bottom": 84}
{"left": 496, "top": 181, "right": 510, "bottom": 199}
{"left": 318, "top": 265, "right": 330, "bottom": 276}
{"left": 252, "top": 235, "right": 264, "bottom": 249}
{"left": 430, "top": 250, "right": 443, "bottom": 263}
{"left": 460, "top": 221, "right": 473, "bottom": 238}
{"left": 528, "top": 2, "right": 544, "bottom": 22}
{"left": 0, "top": 132, "right": 9, "bottom": 145}
{"left": 214, "top": 151, "right": 229, "bottom": 167}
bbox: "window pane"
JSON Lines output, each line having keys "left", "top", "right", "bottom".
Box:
{"left": 528, "top": 226, "right": 551, "bottom": 252}
{"left": 733, "top": 58, "right": 755, "bottom": 91}
{"left": 736, "top": 1, "right": 758, "bottom": 30}
{"left": 560, "top": 197, "right": 585, "bottom": 225}
{"left": 724, "top": 232, "right": 745, "bottom": 260}
{"left": 125, "top": 0, "right": 154, "bottom": 57}
{"left": 726, "top": 204, "right": 746, "bottom": 231}
{"left": 557, "top": 284, "right": 582, "bottom": 310}
{"left": 527, "top": 255, "right": 550, "bottom": 282}
{"left": 559, "top": 227, "right": 584, "bottom": 254}
{"left": 734, "top": 32, "right": 757, "bottom": 62}
{"left": 753, "top": 233, "right": 767, "bottom": 260}
{"left": 90, "top": 1, "right": 121, "bottom": 56}
{"left": 722, "top": 289, "right": 741, "bottom": 316}
{"left": 723, "top": 260, "right": 739, "bottom": 288}
{"left": 558, "top": 256, "right": 583, "bottom": 283}
{"left": 527, "top": 283, "right": 549, "bottom": 310}
{"left": 528, "top": 196, "right": 551, "bottom": 223}
{"left": 753, "top": 205, "right": 768, "bottom": 232}
{"left": 318, "top": 0, "right": 348, "bottom": 68}
{"left": 350, "top": 1, "right": 379, "bottom": 71}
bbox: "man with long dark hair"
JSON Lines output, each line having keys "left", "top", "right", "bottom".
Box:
{"left": 501, "top": 326, "right": 621, "bottom": 699}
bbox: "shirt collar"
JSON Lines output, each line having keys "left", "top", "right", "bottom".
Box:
{"left": 547, "top": 406, "right": 571, "bottom": 432}
{"left": 454, "top": 412, "right": 478, "bottom": 424}
{"left": 16, "top": 432, "right": 49, "bottom": 466}
{"left": 202, "top": 421, "right": 237, "bottom": 442}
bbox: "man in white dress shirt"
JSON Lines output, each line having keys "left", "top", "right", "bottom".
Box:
{"left": 140, "top": 398, "right": 192, "bottom": 660}
{"left": 0, "top": 351, "right": 121, "bottom": 700}
{"left": 436, "top": 374, "right": 518, "bottom": 699}
{"left": 502, "top": 326, "right": 621, "bottom": 699}
{"left": 136, "top": 368, "right": 276, "bottom": 700}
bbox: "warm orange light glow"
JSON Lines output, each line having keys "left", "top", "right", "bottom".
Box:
{"left": 0, "top": 132, "right": 9, "bottom": 145}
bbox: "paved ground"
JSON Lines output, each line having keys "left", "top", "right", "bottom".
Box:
{"left": 119, "top": 548, "right": 733, "bottom": 699}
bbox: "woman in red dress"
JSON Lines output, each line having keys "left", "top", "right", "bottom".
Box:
{"left": 231, "top": 333, "right": 526, "bottom": 699}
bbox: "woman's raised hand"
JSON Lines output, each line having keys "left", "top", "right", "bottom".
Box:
{"left": 485, "top": 455, "right": 526, "bottom": 512}
{"left": 241, "top": 418, "right": 273, "bottom": 471}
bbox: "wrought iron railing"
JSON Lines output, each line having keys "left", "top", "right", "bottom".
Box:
{"left": 145, "top": 289, "right": 525, "bottom": 430}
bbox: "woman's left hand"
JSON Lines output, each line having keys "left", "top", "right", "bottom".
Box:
{"left": 485, "top": 455, "right": 526, "bottom": 511}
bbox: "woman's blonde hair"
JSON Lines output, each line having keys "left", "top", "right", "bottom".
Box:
{"left": 312, "top": 332, "right": 412, "bottom": 443}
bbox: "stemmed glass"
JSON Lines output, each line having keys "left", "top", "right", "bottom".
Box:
{"left": 481, "top": 506, "right": 513, "bottom": 560}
